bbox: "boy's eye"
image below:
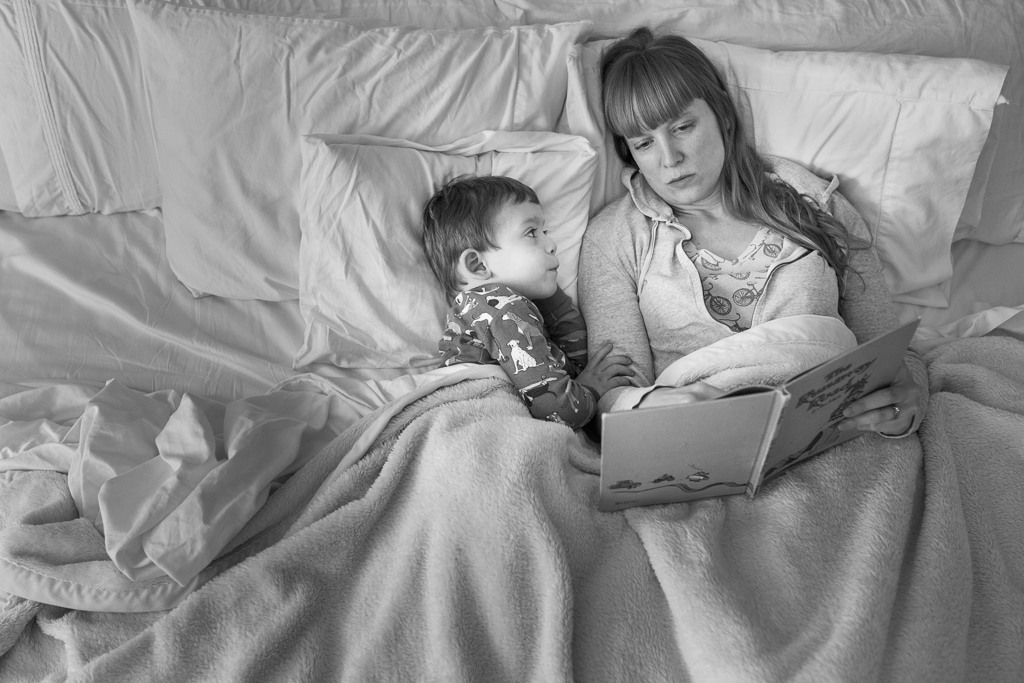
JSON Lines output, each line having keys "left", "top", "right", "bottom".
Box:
{"left": 525, "top": 228, "right": 537, "bottom": 238}
{"left": 631, "top": 139, "right": 651, "bottom": 152}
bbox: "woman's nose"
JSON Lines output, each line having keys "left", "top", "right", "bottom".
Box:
{"left": 657, "top": 137, "right": 683, "bottom": 167}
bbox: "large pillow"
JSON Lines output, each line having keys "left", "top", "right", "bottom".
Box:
{"left": 128, "top": 0, "right": 589, "bottom": 301}
{"left": 205, "top": 0, "right": 516, "bottom": 27}
{"left": 0, "top": 0, "right": 159, "bottom": 216}
{"left": 295, "top": 132, "right": 597, "bottom": 370}
{"left": 560, "top": 38, "right": 1006, "bottom": 308}
{"left": 0, "top": 0, "right": 519, "bottom": 218}
{"left": 503, "top": 0, "right": 1024, "bottom": 246}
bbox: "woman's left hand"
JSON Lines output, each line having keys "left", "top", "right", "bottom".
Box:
{"left": 837, "top": 361, "right": 925, "bottom": 436}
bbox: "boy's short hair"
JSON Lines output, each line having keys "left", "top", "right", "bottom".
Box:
{"left": 422, "top": 175, "right": 540, "bottom": 299}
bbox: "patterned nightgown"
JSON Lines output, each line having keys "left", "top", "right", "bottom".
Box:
{"left": 681, "top": 225, "right": 786, "bottom": 332}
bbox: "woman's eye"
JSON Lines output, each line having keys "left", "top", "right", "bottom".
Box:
{"left": 674, "top": 122, "right": 693, "bottom": 133}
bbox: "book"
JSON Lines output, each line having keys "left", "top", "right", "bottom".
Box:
{"left": 598, "top": 319, "right": 920, "bottom": 511}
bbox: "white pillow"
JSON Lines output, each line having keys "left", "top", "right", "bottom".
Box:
{"left": 0, "top": 0, "right": 518, "bottom": 217}
{"left": 509, "top": 0, "right": 1024, "bottom": 249}
{"left": 128, "top": 0, "right": 590, "bottom": 301}
{"left": 202, "top": 0, "right": 515, "bottom": 28}
{"left": 296, "top": 132, "right": 597, "bottom": 370}
{"left": 0, "top": 0, "right": 159, "bottom": 216}
{"left": 560, "top": 38, "right": 1006, "bottom": 307}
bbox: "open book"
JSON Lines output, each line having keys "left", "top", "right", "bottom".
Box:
{"left": 598, "top": 319, "right": 920, "bottom": 511}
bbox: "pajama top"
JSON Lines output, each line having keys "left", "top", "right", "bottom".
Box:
{"left": 439, "top": 284, "right": 596, "bottom": 428}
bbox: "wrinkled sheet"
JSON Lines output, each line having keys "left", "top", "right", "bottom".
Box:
{"left": 2, "top": 332, "right": 1022, "bottom": 682}
{"left": 0, "top": 210, "right": 301, "bottom": 401}
{"left": 905, "top": 239, "right": 1024, "bottom": 349}
{"left": 0, "top": 380, "right": 333, "bottom": 586}
{"left": 0, "top": 365, "right": 503, "bottom": 601}
{"left": 0, "top": 210, "right": 422, "bottom": 403}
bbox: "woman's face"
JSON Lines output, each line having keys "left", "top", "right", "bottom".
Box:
{"left": 624, "top": 98, "right": 725, "bottom": 211}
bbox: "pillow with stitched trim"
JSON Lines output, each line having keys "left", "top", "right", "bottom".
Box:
{"left": 0, "top": 0, "right": 517, "bottom": 217}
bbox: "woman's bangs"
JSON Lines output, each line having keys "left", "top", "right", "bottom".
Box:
{"left": 606, "top": 59, "right": 696, "bottom": 139}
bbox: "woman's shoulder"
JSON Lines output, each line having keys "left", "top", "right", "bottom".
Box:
{"left": 586, "top": 191, "right": 648, "bottom": 244}
{"left": 766, "top": 156, "right": 836, "bottom": 204}
{"left": 767, "top": 155, "right": 871, "bottom": 241}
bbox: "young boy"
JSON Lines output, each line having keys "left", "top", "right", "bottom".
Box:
{"left": 422, "top": 175, "right": 634, "bottom": 429}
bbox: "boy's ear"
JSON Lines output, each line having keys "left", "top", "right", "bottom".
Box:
{"left": 458, "top": 249, "right": 490, "bottom": 280}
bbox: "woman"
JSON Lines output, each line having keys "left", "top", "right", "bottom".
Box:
{"left": 578, "top": 27, "right": 927, "bottom": 437}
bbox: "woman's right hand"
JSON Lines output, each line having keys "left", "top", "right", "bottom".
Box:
{"left": 577, "top": 342, "right": 635, "bottom": 399}
{"left": 636, "top": 381, "right": 726, "bottom": 408}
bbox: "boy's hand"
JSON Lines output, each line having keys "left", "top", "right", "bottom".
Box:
{"left": 577, "top": 342, "right": 635, "bottom": 399}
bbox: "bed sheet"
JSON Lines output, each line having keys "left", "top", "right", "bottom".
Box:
{"left": 0, "top": 209, "right": 300, "bottom": 401}
{"left": 0, "top": 209, "right": 410, "bottom": 403}
{"left": 899, "top": 240, "right": 1024, "bottom": 349}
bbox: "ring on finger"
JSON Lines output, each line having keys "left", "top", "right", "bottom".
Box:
{"left": 889, "top": 404, "right": 900, "bottom": 420}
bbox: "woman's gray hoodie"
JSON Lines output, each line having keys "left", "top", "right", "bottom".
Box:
{"left": 579, "top": 157, "right": 928, "bottom": 417}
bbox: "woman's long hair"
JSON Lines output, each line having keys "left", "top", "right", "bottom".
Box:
{"left": 601, "top": 27, "right": 866, "bottom": 295}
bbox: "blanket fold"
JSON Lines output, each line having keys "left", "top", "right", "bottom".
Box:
{"left": 611, "top": 314, "right": 857, "bottom": 410}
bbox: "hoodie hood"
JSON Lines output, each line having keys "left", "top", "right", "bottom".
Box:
{"left": 621, "top": 166, "right": 693, "bottom": 239}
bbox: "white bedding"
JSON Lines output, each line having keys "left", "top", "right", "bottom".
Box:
{"left": 0, "top": 210, "right": 300, "bottom": 400}
{"left": 0, "top": 209, "right": 418, "bottom": 402}
{"left": 0, "top": 205, "right": 522, "bottom": 589}
{"left": 4, "top": 326, "right": 1023, "bottom": 682}
{"left": 0, "top": 0, "right": 1022, "bottom": 679}
{"left": 0, "top": 363, "right": 504, "bottom": 600}
{"left": 505, "top": 0, "right": 1024, "bottom": 247}
{"left": 906, "top": 239, "right": 1024, "bottom": 348}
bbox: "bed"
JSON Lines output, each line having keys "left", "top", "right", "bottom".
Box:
{"left": 0, "top": 0, "right": 1022, "bottom": 680}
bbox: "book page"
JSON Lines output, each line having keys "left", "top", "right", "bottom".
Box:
{"left": 599, "top": 390, "right": 784, "bottom": 511}
{"left": 755, "top": 319, "right": 919, "bottom": 487}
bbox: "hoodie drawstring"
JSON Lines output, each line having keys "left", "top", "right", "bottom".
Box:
{"left": 637, "top": 217, "right": 691, "bottom": 296}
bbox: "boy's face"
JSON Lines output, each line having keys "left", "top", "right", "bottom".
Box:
{"left": 480, "top": 200, "right": 559, "bottom": 299}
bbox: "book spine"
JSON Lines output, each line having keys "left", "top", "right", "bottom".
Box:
{"left": 745, "top": 389, "right": 790, "bottom": 496}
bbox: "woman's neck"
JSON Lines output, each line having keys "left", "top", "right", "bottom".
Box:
{"left": 669, "top": 193, "right": 763, "bottom": 260}
{"left": 669, "top": 193, "right": 730, "bottom": 225}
